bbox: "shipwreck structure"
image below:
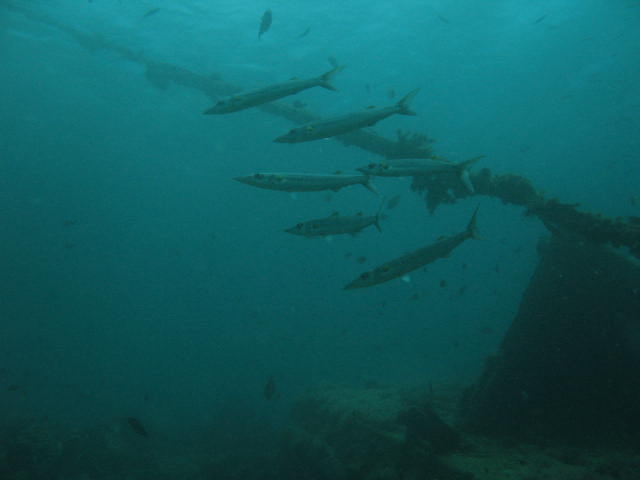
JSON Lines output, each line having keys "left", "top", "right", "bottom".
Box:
{"left": 6, "top": 3, "right": 640, "bottom": 466}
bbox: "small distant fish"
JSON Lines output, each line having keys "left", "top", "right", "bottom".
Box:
{"left": 457, "top": 285, "right": 467, "bottom": 296}
{"left": 297, "top": 27, "right": 311, "bottom": 38}
{"left": 440, "top": 279, "right": 447, "bottom": 288}
{"left": 274, "top": 89, "right": 420, "bottom": 143}
{"left": 63, "top": 219, "right": 78, "bottom": 227}
{"left": 263, "top": 376, "right": 277, "bottom": 400}
{"left": 344, "top": 207, "right": 479, "bottom": 290}
{"left": 258, "top": 9, "right": 272, "bottom": 39}
{"left": 126, "top": 417, "right": 148, "bottom": 437}
{"left": 532, "top": 14, "right": 548, "bottom": 25}
{"left": 234, "top": 172, "right": 377, "bottom": 194}
{"left": 357, "top": 156, "right": 483, "bottom": 193}
{"left": 409, "top": 293, "right": 420, "bottom": 301}
{"left": 344, "top": 252, "right": 353, "bottom": 259}
{"left": 203, "top": 65, "right": 343, "bottom": 114}
{"left": 285, "top": 204, "right": 384, "bottom": 238}
{"left": 436, "top": 14, "right": 451, "bottom": 24}
{"left": 7, "top": 384, "right": 23, "bottom": 392}
{"left": 356, "top": 256, "right": 367, "bottom": 264}
{"left": 386, "top": 194, "right": 401, "bottom": 209}
{"left": 142, "top": 7, "right": 160, "bottom": 19}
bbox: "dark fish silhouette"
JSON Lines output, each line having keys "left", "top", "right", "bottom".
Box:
{"left": 532, "top": 14, "right": 548, "bottom": 25}
{"left": 126, "top": 417, "right": 148, "bottom": 437}
{"left": 263, "top": 376, "right": 276, "bottom": 400}
{"left": 259, "top": 9, "right": 272, "bottom": 39}
{"left": 143, "top": 8, "right": 160, "bottom": 19}
{"left": 297, "top": 27, "right": 311, "bottom": 38}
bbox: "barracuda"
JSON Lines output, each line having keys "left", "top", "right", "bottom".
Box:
{"left": 273, "top": 88, "right": 420, "bottom": 143}
{"left": 203, "top": 65, "right": 343, "bottom": 114}
{"left": 344, "top": 207, "right": 479, "bottom": 289}
{"left": 233, "top": 172, "right": 378, "bottom": 194}
{"left": 357, "top": 156, "right": 483, "bottom": 193}
{"left": 285, "top": 202, "right": 385, "bottom": 238}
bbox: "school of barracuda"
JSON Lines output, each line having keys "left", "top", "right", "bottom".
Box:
{"left": 204, "top": 65, "right": 482, "bottom": 289}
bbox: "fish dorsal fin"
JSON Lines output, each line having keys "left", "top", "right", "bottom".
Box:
{"left": 356, "top": 212, "right": 363, "bottom": 216}
{"left": 365, "top": 105, "right": 377, "bottom": 109}
{"left": 331, "top": 211, "right": 339, "bottom": 217}
{"left": 290, "top": 76, "right": 299, "bottom": 80}
{"left": 333, "top": 170, "right": 342, "bottom": 175}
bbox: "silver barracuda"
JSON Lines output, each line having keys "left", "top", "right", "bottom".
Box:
{"left": 344, "top": 207, "right": 479, "bottom": 290}
{"left": 285, "top": 203, "right": 385, "bottom": 238}
{"left": 233, "top": 172, "right": 377, "bottom": 194}
{"left": 273, "top": 88, "right": 420, "bottom": 143}
{"left": 356, "top": 156, "right": 483, "bottom": 193}
{"left": 203, "top": 66, "right": 344, "bottom": 114}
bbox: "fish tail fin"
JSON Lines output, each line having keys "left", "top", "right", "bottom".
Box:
{"left": 397, "top": 88, "right": 420, "bottom": 115}
{"left": 361, "top": 176, "right": 379, "bottom": 195}
{"left": 319, "top": 65, "right": 345, "bottom": 91}
{"left": 466, "top": 205, "right": 480, "bottom": 239}
{"left": 457, "top": 155, "right": 484, "bottom": 193}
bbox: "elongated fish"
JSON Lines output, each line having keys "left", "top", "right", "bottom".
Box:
{"left": 344, "top": 207, "right": 479, "bottom": 290}
{"left": 286, "top": 203, "right": 384, "bottom": 237}
{"left": 234, "top": 172, "right": 377, "bottom": 194}
{"left": 357, "top": 156, "right": 483, "bottom": 193}
{"left": 258, "top": 9, "right": 272, "bottom": 39}
{"left": 203, "top": 66, "right": 344, "bottom": 114}
{"left": 274, "top": 88, "right": 420, "bottom": 143}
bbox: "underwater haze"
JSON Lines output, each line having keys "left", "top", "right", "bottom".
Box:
{"left": 1, "top": 0, "right": 639, "bottom": 439}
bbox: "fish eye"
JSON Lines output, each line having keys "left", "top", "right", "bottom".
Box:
{"left": 368, "top": 163, "right": 376, "bottom": 169}
{"left": 360, "top": 272, "right": 370, "bottom": 279}
{"left": 254, "top": 173, "right": 264, "bottom": 179}
{"left": 296, "top": 223, "right": 303, "bottom": 229}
